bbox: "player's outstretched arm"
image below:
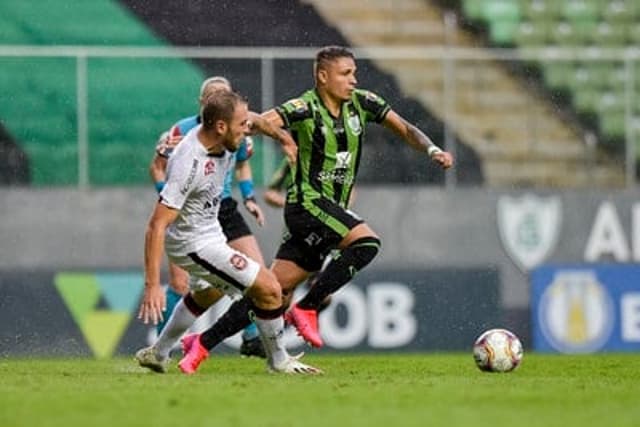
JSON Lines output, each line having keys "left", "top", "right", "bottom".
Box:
{"left": 249, "top": 110, "right": 297, "bottom": 165}
{"left": 139, "top": 203, "right": 179, "bottom": 325}
{"left": 382, "top": 110, "right": 454, "bottom": 169}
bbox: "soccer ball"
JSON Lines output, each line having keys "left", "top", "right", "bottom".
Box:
{"left": 473, "top": 328, "right": 523, "bottom": 373}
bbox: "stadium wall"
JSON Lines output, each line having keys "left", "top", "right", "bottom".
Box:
{"left": 1, "top": 187, "right": 640, "bottom": 356}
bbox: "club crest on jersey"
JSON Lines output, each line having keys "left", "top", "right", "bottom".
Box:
{"left": 289, "top": 98, "right": 307, "bottom": 114}
{"left": 204, "top": 159, "right": 215, "bottom": 176}
{"left": 364, "top": 90, "right": 380, "bottom": 103}
{"left": 230, "top": 254, "right": 248, "bottom": 270}
{"left": 347, "top": 114, "right": 362, "bottom": 135}
{"left": 335, "top": 151, "right": 352, "bottom": 169}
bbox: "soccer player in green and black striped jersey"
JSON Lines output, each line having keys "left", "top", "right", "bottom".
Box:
{"left": 261, "top": 46, "right": 454, "bottom": 348}
{"left": 193, "top": 46, "right": 454, "bottom": 353}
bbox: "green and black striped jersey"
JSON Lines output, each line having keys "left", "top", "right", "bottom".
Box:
{"left": 275, "top": 88, "right": 390, "bottom": 207}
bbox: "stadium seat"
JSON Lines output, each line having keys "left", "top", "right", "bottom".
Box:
{"left": 481, "top": 0, "right": 521, "bottom": 45}
{"left": 520, "top": 0, "right": 562, "bottom": 21}
{"left": 562, "top": 0, "right": 599, "bottom": 24}
{"left": 550, "top": 21, "right": 594, "bottom": 46}
{"left": 602, "top": 66, "right": 627, "bottom": 93}
{"left": 513, "top": 21, "right": 549, "bottom": 46}
{"left": 0, "top": 21, "right": 29, "bottom": 44}
{"left": 599, "top": 110, "right": 625, "bottom": 139}
{"left": 602, "top": 1, "right": 639, "bottom": 24}
{"left": 488, "top": 20, "right": 520, "bottom": 45}
{"left": 21, "top": 142, "right": 78, "bottom": 185}
{"left": 597, "top": 92, "right": 627, "bottom": 140}
{"left": 542, "top": 61, "right": 575, "bottom": 90}
{"left": 626, "top": 24, "right": 640, "bottom": 45}
{"left": 590, "top": 22, "right": 626, "bottom": 47}
{"left": 0, "top": 0, "right": 203, "bottom": 186}
{"left": 462, "top": 0, "right": 484, "bottom": 22}
{"left": 572, "top": 88, "right": 601, "bottom": 115}
{"left": 458, "top": 0, "right": 636, "bottom": 164}
{"left": 597, "top": 92, "right": 626, "bottom": 115}
{"left": 570, "top": 63, "right": 614, "bottom": 91}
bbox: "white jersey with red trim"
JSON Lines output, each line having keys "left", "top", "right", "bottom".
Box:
{"left": 160, "top": 125, "right": 233, "bottom": 255}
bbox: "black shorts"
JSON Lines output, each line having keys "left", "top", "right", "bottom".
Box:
{"left": 219, "top": 198, "right": 252, "bottom": 242}
{"left": 275, "top": 198, "right": 364, "bottom": 272}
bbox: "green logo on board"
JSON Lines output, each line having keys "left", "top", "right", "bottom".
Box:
{"left": 54, "top": 272, "right": 143, "bottom": 358}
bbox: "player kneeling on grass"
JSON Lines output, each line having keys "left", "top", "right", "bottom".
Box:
{"left": 136, "top": 89, "right": 320, "bottom": 375}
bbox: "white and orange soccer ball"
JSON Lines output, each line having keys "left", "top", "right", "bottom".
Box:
{"left": 473, "top": 328, "right": 523, "bottom": 373}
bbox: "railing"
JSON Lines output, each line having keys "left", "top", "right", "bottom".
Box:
{"left": 0, "top": 45, "right": 638, "bottom": 188}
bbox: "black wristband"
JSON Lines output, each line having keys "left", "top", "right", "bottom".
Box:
{"left": 243, "top": 196, "right": 257, "bottom": 204}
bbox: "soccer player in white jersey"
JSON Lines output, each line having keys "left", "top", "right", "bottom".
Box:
{"left": 137, "top": 90, "right": 320, "bottom": 375}
{"left": 144, "top": 76, "right": 267, "bottom": 360}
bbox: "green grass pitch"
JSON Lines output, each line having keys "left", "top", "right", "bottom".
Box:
{"left": 1, "top": 353, "right": 638, "bottom": 427}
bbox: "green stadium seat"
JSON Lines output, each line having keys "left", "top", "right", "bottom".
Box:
{"left": 0, "top": 1, "right": 205, "bottom": 186}
{"left": 602, "top": 67, "right": 628, "bottom": 92}
{"left": 599, "top": 111, "right": 625, "bottom": 139}
{"left": 602, "top": 1, "right": 639, "bottom": 24}
{"left": 572, "top": 88, "right": 601, "bottom": 115}
{"left": 626, "top": 24, "right": 640, "bottom": 45}
{"left": 597, "top": 92, "right": 628, "bottom": 140}
{"left": 562, "top": 0, "right": 599, "bottom": 24}
{"left": 550, "top": 21, "right": 588, "bottom": 46}
{"left": 463, "top": 0, "right": 484, "bottom": 22}
{"left": 0, "top": 21, "right": 29, "bottom": 43}
{"left": 569, "top": 63, "right": 613, "bottom": 90}
{"left": 597, "top": 92, "right": 626, "bottom": 115}
{"left": 488, "top": 20, "right": 521, "bottom": 45}
{"left": 21, "top": 142, "right": 78, "bottom": 185}
{"left": 543, "top": 61, "right": 575, "bottom": 89}
{"left": 89, "top": 144, "right": 150, "bottom": 185}
{"left": 513, "top": 21, "right": 549, "bottom": 46}
{"left": 572, "top": 20, "right": 599, "bottom": 43}
{"left": 482, "top": 0, "right": 521, "bottom": 23}
{"left": 590, "top": 22, "right": 627, "bottom": 47}
{"left": 520, "top": 0, "right": 562, "bottom": 21}
{"left": 480, "top": 1, "right": 522, "bottom": 45}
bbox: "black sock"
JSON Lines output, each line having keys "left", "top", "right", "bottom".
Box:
{"left": 297, "top": 236, "right": 381, "bottom": 310}
{"left": 303, "top": 273, "right": 332, "bottom": 313}
{"left": 200, "top": 297, "right": 252, "bottom": 350}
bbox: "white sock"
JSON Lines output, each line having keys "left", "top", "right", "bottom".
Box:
{"left": 254, "top": 316, "right": 289, "bottom": 367}
{"left": 155, "top": 298, "right": 197, "bottom": 358}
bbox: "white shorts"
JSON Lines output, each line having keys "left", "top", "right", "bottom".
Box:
{"left": 167, "top": 242, "right": 260, "bottom": 298}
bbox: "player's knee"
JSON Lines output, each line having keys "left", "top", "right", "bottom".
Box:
{"left": 250, "top": 268, "right": 282, "bottom": 309}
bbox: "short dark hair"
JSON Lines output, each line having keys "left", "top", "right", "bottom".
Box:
{"left": 314, "top": 46, "right": 355, "bottom": 75}
{"left": 200, "top": 90, "right": 246, "bottom": 130}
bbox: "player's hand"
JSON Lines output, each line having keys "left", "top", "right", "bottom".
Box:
{"left": 275, "top": 128, "right": 297, "bottom": 165}
{"left": 263, "top": 189, "right": 286, "bottom": 208}
{"left": 155, "top": 133, "right": 184, "bottom": 158}
{"left": 137, "top": 283, "right": 166, "bottom": 325}
{"left": 431, "top": 151, "right": 454, "bottom": 169}
{"left": 165, "top": 134, "right": 183, "bottom": 149}
{"left": 244, "top": 198, "right": 265, "bottom": 226}
{"left": 282, "top": 139, "right": 297, "bottom": 166}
